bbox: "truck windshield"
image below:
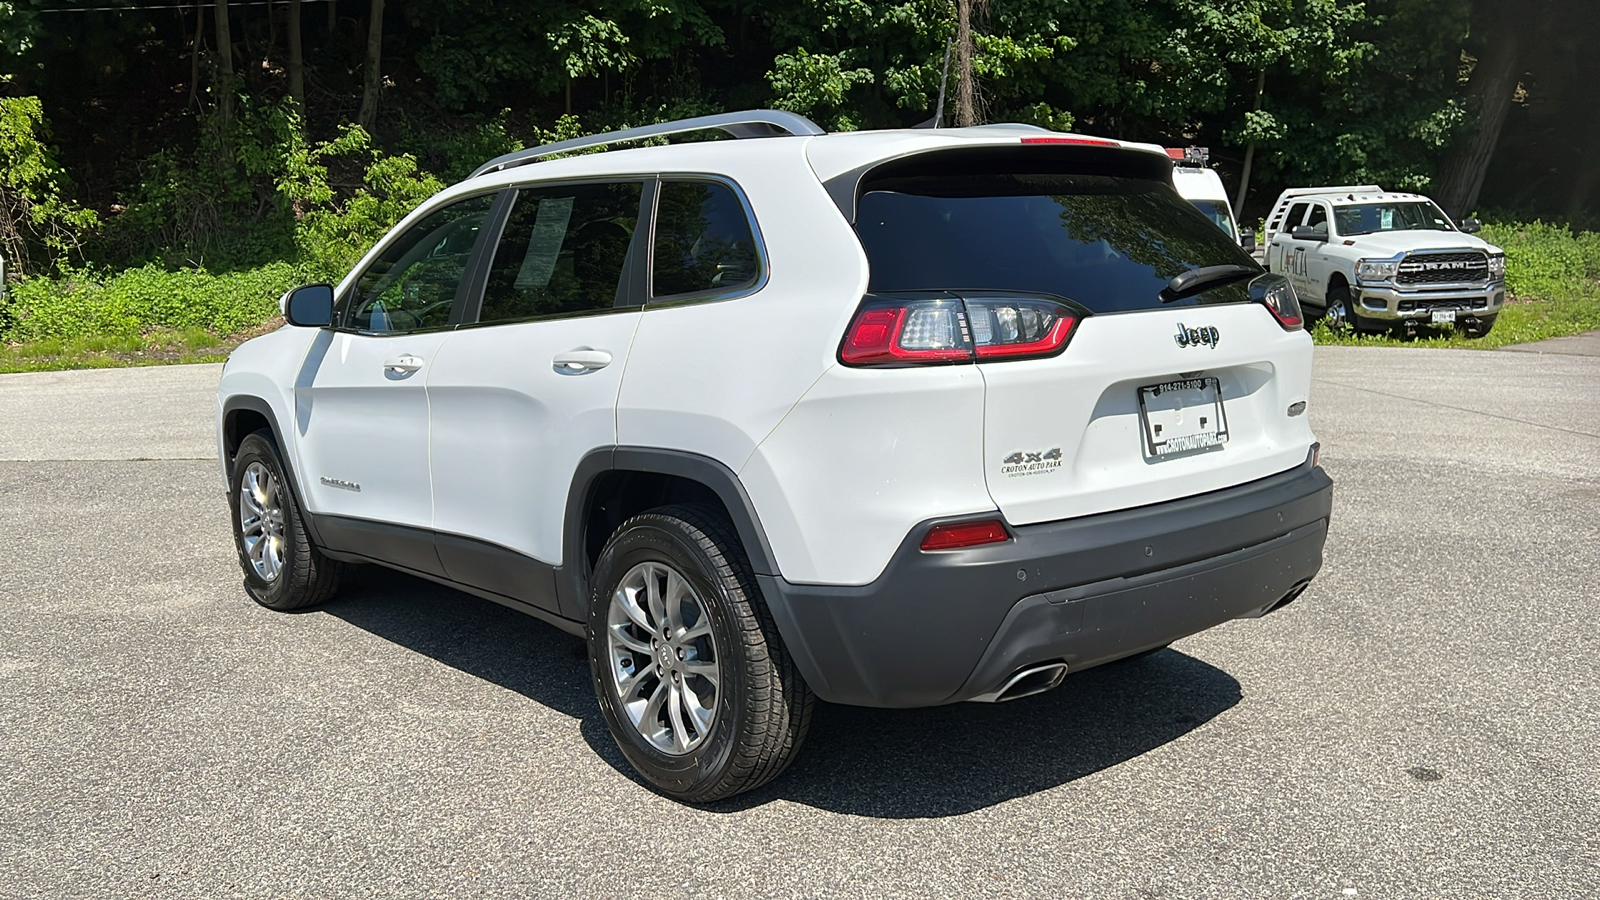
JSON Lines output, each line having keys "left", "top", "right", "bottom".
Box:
{"left": 1189, "top": 200, "right": 1237, "bottom": 240}
{"left": 1334, "top": 201, "right": 1454, "bottom": 236}
{"left": 855, "top": 173, "right": 1258, "bottom": 313}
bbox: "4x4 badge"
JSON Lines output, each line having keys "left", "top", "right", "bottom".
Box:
{"left": 1001, "top": 447, "right": 1063, "bottom": 478}
{"left": 1175, "top": 323, "right": 1220, "bottom": 348}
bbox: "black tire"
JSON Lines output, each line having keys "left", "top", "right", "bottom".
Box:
{"left": 587, "top": 504, "right": 813, "bottom": 803}
{"left": 1324, "top": 284, "right": 1379, "bottom": 334}
{"left": 1462, "top": 313, "right": 1497, "bottom": 338}
{"left": 228, "top": 430, "right": 343, "bottom": 611}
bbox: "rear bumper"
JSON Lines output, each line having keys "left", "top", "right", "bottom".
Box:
{"left": 1355, "top": 282, "right": 1505, "bottom": 322}
{"left": 759, "top": 453, "right": 1333, "bottom": 707}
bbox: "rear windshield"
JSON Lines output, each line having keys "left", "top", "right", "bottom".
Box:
{"left": 855, "top": 173, "right": 1258, "bottom": 313}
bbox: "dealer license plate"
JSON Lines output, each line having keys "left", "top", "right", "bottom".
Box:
{"left": 1139, "top": 377, "right": 1229, "bottom": 457}
{"left": 1431, "top": 309, "right": 1457, "bottom": 324}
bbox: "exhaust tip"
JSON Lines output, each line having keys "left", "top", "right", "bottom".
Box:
{"left": 969, "top": 662, "right": 1069, "bottom": 703}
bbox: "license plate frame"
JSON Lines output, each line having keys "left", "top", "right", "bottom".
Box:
{"left": 1138, "top": 376, "right": 1229, "bottom": 458}
{"left": 1431, "top": 309, "right": 1458, "bottom": 324}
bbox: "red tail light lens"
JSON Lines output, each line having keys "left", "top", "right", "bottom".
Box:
{"left": 840, "top": 294, "right": 1084, "bottom": 366}
{"left": 920, "top": 519, "right": 1010, "bottom": 551}
{"left": 1252, "top": 273, "right": 1304, "bottom": 331}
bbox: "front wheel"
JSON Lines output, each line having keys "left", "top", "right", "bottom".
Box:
{"left": 1323, "top": 285, "right": 1376, "bottom": 334}
{"left": 229, "top": 430, "right": 343, "bottom": 611}
{"left": 587, "top": 505, "right": 813, "bottom": 802}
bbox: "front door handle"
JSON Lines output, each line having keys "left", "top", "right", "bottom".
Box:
{"left": 383, "top": 354, "right": 424, "bottom": 377}
{"left": 552, "top": 348, "right": 613, "bottom": 374}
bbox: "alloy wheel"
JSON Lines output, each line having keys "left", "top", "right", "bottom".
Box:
{"left": 605, "top": 561, "right": 721, "bottom": 755}
{"left": 238, "top": 461, "right": 287, "bottom": 582}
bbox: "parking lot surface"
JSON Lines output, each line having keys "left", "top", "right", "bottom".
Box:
{"left": 2, "top": 348, "right": 1597, "bottom": 899}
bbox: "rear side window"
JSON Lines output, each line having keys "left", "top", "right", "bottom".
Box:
{"left": 855, "top": 172, "right": 1258, "bottom": 313}
{"left": 478, "top": 181, "right": 644, "bottom": 323}
{"left": 651, "top": 180, "right": 760, "bottom": 298}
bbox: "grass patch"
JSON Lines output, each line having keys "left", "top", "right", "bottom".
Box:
{"left": 0, "top": 322, "right": 275, "bottom": 373}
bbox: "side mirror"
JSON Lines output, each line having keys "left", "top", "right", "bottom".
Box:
{"left": 1459, "top": 217, "right": 1482, "bottom": 234}
{"left": 1241, "top": 232, "right": 1258, "bottom": 253}
{"left": 1291, "top": 225, "right": 1328, "bottom": 243}
{"left": 282, "top": 284, "right": 335, "bottom": 328}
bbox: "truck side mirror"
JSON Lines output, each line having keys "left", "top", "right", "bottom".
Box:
{"left": 282, "top": 284, "right": 335, "bottom": 328}
{"left": 1290, "top": 225, "right": 1328, "bottom": 243}
{"left": 1241, "top": 232, "right": 1258, "bottom": 253}
{"left": 1459, "top": 217, "right": 1482, "bottom": 234}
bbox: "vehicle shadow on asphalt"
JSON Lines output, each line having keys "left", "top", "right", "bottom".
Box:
{"left": 326, "top": 566, "right": 1242, "bottom": 818}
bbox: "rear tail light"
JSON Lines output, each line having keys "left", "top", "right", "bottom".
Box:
{"left": 840, "top": 294, "right": 1085, "bottom": 366}
{"left": 1252, "top": 273, "right": 1304, "bottom": 331}
{"left": 920, "top": 518, "right": 1010, "bottom": 551}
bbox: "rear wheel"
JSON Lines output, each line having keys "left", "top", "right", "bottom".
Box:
{"left": 587, "top": 505, "right": 813, "bottom": 802}
{"left": 229, "top": 430, "right": 343, "bottom": 611}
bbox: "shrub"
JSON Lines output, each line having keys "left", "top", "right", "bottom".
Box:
{"left": 3, "top": 262, "right": 302, "bottom": 342}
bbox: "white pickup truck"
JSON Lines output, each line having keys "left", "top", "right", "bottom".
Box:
{"left": 1263, "top": 186, "right": 1506, "bottom": 336}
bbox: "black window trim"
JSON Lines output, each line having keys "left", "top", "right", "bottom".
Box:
{"left": 454, "top": 175, "right": 657, "bottom": 330}
{"left": 645, "top": 172, "right": 770, "bottom": 308}
{"left": 333, "top": 188, "right": 504, "bottom": 337}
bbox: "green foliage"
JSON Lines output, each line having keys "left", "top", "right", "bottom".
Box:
{"left": 3, "top": 261, "right": 301, "bottom": 342}
{"left": 1479, "top": 221, "right": 1600, "bottom": 301}
{"left": 768, "top": 49, "right": 877, "bottom": 130}
{"left": 0, "top": 95, "right": 98, "bottom": 278}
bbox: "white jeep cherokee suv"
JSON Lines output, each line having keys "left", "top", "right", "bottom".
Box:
{"left": 217, "top": 110, "right": 1333, "bottom": 802}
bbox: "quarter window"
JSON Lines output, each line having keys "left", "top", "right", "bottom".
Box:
{"left": 346, "top": 194, "right": 495, "bottom": 333}
{"left": 651, "top": 180, "right": 760, "bottom": 299}
{"left": 478, "top": 181, "right": 644, "bottom": 323}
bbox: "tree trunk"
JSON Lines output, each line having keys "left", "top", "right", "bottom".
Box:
{"left": 188, "top": 2, "right": 206, "bottom": 109}
{"left": 213, "top": 0, "right": 234, "bottom": 129}
{"left": 357, "top": 0, "right": 384, "bottom": 133}
{"left": 1233, "top": 69, "right": 1267, "bottom": 217}
{"left": 953, "top": 0, "right": 987, "bottom": 127}
{"left": 287, "top": 0, "right": 304, "bottom": 111}
{"left": 327, "top": 0, "right": 337, "bottom": 37}
{"left": 1435, "top": 28, "right": 1524, "bottom": 218}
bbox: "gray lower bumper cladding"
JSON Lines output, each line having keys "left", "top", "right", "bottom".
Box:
{"left": 760, "top": 455, "right": 1332, "bottom": 708}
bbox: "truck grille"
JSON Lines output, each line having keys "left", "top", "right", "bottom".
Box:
{"left": 1396, "top": 251, "right": 1489, "bottom": 286}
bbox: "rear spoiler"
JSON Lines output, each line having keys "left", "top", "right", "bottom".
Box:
{"left": 823, "top": 140, "right": 1172, "bottom": 224}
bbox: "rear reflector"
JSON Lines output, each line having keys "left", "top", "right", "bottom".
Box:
{"left": 1021, "top": 136, "right": 1120, "bottom": 147}
{"left": 920, "top": 519, "right": 1010, "bottom": 551}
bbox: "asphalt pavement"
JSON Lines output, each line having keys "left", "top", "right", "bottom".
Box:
{"left": 1, "top": 348, "right": 1597, "bottom": 899}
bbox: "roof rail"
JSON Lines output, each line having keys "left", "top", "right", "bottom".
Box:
{"left": 469, "top": 109, "right": 826, "bottom": 179}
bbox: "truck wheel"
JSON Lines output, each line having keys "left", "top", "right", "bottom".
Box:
{"left": 588, "top": 505, "right": 813, "bottom": 803}
{"left": 229, "top": 430, "right": 344, "bottom": 611}
{"left": 1324, "top": 285, "right": 1373, "bottom": 334}
{"left": 1462, "top": 313, "right": 1497, "bottom": 338}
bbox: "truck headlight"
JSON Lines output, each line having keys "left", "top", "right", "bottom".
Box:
{"left": 1357, "top": 259, "right": 1400, "bottom": 282}
{"left": 1488, "top": 253, "right": 1506, "bottom": 280}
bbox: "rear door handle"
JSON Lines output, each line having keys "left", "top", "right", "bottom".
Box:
{"left": 552, "top": 348, "right": 613, "bottom": 374}
{"left": 383, "top": 354, "right": 424, "bottom": 376}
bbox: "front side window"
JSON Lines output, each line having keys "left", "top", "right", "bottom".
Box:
{"left": 346, "top": 194, "right": 496, "bottom": 333}
{"left": 477, "top": 181, "right": 644, "bottom": 324}
{"left": 651, "top": 180, "right": 761, "bottom": 299}
{"left": 855, "top": 173, "right": 1258, "bottom": 314}
{"left": 1306, "top": 204, "right": 1329, "bottom": 236}
{"left": 1334, "top": 201, "right": 1454, "bottom": 236}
